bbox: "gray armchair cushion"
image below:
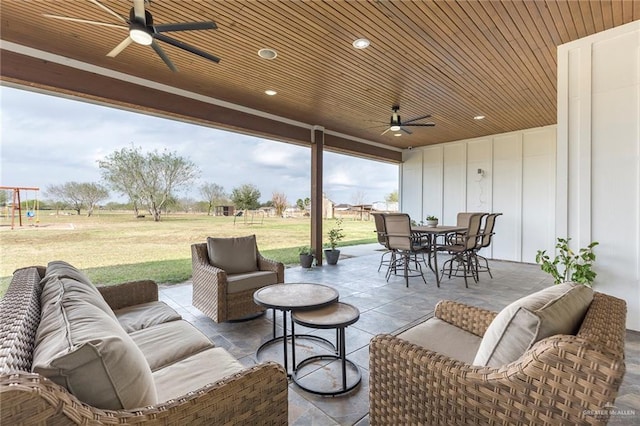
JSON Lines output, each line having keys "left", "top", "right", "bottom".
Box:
{"left": 473, "top": 282, "right": 593, "bottom": 367}
{"left": 206, "top": 235, "right": 258, "bottom": 274}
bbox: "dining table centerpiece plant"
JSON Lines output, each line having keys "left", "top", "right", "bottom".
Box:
{"left": 535, "top": 237, "right": 599, "bottom": 286}
{"left": 324, "top": 218, "right": 345, "bottom": 265}
{"left": 425, "top": 215, "right": 438, "bottom": 227}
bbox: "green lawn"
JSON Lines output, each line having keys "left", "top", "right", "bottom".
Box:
{"left": 0, "top": 211, "right": 377, "bottom": 296}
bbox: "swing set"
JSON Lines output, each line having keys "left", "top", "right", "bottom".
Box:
{"left": 0, "top": 186, "right": 40, "bottom": 230}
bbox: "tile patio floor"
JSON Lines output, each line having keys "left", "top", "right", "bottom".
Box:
{"left": 158, "top": 244, "right": 640, "bottom": 425}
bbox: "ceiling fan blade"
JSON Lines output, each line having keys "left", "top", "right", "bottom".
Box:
{"left": 403, "top": 114, "right": 432, "bottom": 124}
{"left": 87, "top": 0, "right": 127, "bottom": 23}
{"left": 152, "top": 41, "right": 178, "bottom": 72}
{"left": 401, "top": 127, "right": 413, "bottom": 135}
{"left": 153, "top": 33, "right": 221, "bottom": 63}
{"left": 43, "top": 14, "right": 127, "bottom": 29}
{"left": 381, "top": 128, "right": 391, "bottom": 136}
{"left": 153, "top": 22, "right": 217, "bottom": 33}
{"left": 107, "top": 37, "right": 133, "bottom": 57}
{"left": 404, "top": 123, "right": 436, "bottom": 127}
{"left": 132, "top": 0, "right": 146, "bottom": 24}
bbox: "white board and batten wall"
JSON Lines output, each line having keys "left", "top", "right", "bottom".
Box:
{"left": 558, "top": 20, "right": 640, "bottom": 331}
{"left": 401, "top": 19, "right": 640, "bottom": 330}
{"left": 400, "top": 125, "right": 557, "bottom": 265}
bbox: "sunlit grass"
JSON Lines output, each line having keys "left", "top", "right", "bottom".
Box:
{"left": 0, "top": 211, "right": 377, "bottom": 295}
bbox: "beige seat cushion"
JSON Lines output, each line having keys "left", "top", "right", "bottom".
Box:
{"left": 398, "top": 317, "right": 483, "bottom": 364}
{"left": 207, "top": 235, "right": 258, "bottom": 274}
{"left": 130, "top": 320, "right": 214, "bottom": 371}
{"left": 153, "top": 347, "right": 244, "bottom": 402}
{"left": 227, "top": 271, "right": 278, "bottom": 294}
{"left": 115, "top": 301, "right": 182, "bottom": 333}
{"left": 473, "top": 282, "right": 594, "bottom": 367}
{"left": 33, "top": 275, "right": 157, "bottom": 410}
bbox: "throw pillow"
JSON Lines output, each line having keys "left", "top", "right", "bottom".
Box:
{"left": 473, "top": 282, "right": 593, "bottom": 367}
{"left": 206, "top": 235, "right": 258, "bottom": 274}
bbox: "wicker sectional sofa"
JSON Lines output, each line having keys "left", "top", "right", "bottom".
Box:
{"left": 0, "top": 262, "right": 288, "bottom": 425}
{"left": 369, "top": 283, "right": 627, "bottom": 425}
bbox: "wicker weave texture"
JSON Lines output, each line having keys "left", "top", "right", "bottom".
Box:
{"left": 370, "top": 292, "right": 627, "bottom": 426}
{"left": 191, "top": 243, "right": 284, "bottom": 323}
{"left": 0, "top": 266, "right": 289, "bottom": 425}
{"left": 97, "top": 280, "right": 159, "bottom": 310}
{"left": 434, "top": 299, "right": 497, "bottom": 337}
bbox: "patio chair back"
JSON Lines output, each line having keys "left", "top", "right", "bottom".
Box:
{"left": 479, "top": 213, "right": 502, "bottom": 248}
{"left": 372, "top": 213, "right": 389, "bottom": 248}
{"left": 383, "top": 213, "right": 413, "bottom": 251}
{"left": 464, "top": 213, "right": 485, "bottom": 250}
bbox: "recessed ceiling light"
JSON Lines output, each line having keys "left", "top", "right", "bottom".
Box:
{"left": 352, "top": 38, "right": 370, "bottom": 49}
{"left": 473, "top": 115, "right": 485, "bottom": 120}
{"left": 258, "top": 48, "right": 278, "bottom": 59}
{"left": 264, "top": 89, "right": 277, "bottom": 96}
{"left": 394, "top": 133, "right": 402, "bottom": 137}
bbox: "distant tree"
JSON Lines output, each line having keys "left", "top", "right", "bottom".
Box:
{"left": 272, "top": 192, "right": 288, "bottom": 217}
{"left": 98, "top": 146, "right": 144, "bottom": 217}
{"left": 44, "top": 182, "right": 108, "bottom": 216}
{"left": 45, "top": 182, "right": 85, "bottom": 215}
{"left": 200, "top": 182, "right": 227, "bottom": 216}
{"left": 79, "top": 183, "right": 110, "bottom": 217}
{"left": 0, "top": 190, "right": 8, "bottom": 206}
{"left": 99, "top": 146, "right": 199, "bottom": 221}
{"left": 351, "top": 190, "right": 367, "bottom": 206}
{"left": 231, "top": 184, "right": 261, "bottom": 210}
{"left": 296, "top": 197, "right": 311, "bottom": 211}
{"left": 385, "top": 190, "right": 399, "bottom": 203}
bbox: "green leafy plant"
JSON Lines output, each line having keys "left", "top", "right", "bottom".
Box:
{"left": 535, "top": 237, "right": 599, "bottom": 286}
{"left": 298, "top": 246, "right": 313, "bottom": 255}
{"left": 327, "top": 218, "right": 345, "bottom": 250}
{"left": 426, "top": 215, "right": 438, "bottom": 221}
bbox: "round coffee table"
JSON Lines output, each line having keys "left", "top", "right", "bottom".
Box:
{"left": 291, "top": 302, "right": 361, "bottom": 396}
{"left": 254, "top": 283, "right": 339, "bottom": 374}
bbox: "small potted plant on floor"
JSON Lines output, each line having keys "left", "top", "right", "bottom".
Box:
{"left": 324, "top": 218, "right": 345, "bottom": 265}
{"left": 425, "top": 215, "right": 438, "bottom": 227}
{"left": 535, "top": 237, "right": 598, "bottom": 286}
{"left": 299, "top": 246, "right": 315, "bottom": 268}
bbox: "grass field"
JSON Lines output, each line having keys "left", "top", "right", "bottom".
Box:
{"left": 0, "top": 211, "right": 377, "bottom": 296}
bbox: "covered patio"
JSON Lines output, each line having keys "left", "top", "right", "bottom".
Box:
{"left": 160, "top": 245, "right": 640, "bottom": 425}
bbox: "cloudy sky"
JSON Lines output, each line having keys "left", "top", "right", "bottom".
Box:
{"left": 0, "top": 86, "right": 398, "bottom": 205}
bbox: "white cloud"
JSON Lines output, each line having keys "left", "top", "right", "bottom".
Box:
{"left": 0, "top": 86, "right": 398, "bottom": 204}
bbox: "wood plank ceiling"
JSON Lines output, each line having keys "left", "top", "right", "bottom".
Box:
{"left": 1, "top": 0, "right": 639, "bottom": 161}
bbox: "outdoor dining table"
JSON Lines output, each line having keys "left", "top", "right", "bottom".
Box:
{"left": 411, "top": 225, "right": 467, "bottom": 287}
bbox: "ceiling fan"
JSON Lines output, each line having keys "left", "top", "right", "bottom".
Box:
{"left": 378, "top": 105, "right": 436, "bottom": 135}
{"left": 43, "top": 0, "right": 220, "bottom": 72}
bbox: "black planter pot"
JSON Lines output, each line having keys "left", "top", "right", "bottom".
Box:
{"left": 324, "top": 249, "right": 340, "bottom": 265}
{"left": 299, "top": 254, "right": 314, "bottom": 268}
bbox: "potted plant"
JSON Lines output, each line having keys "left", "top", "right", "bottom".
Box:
{"left": 425, "top": 215, "right": 438, "bottom": 227}
{"left": 324, "top": 218, "right": 345, "bottom": 265}
{"left": 299, "top": 246, "right": 315, "bottom": 269}
{"left": 535, "top": 237, "right": 599, "bottom": 286}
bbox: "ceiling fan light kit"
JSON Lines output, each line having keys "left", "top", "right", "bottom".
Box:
{"left": 44, "top": 0, "right": 221, "bottom": 71}
{"left": 129, "top": 24, "right": 152, "bottom": 45}
{"left": 379, "top": 105, "right": 436, "bottom": 136}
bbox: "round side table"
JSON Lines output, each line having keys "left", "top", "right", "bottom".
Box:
{"left": 291, "top": 302, "right": 361, "bottom": 396}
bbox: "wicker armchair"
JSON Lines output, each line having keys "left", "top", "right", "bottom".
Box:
{"left": 370, "top": 293, "right": 627, "bottom": 426}
{"left": 191, "top": 239, "right": 284, "bottom": 323}
{"left": 0, "top": 266, "right": 289, "bottom": 425}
